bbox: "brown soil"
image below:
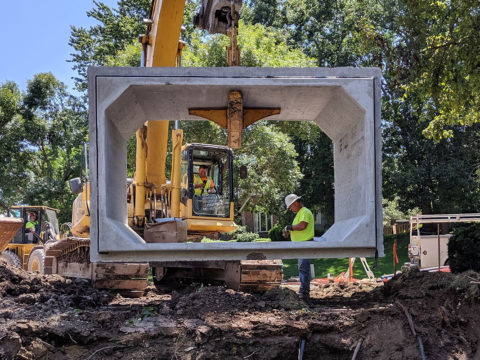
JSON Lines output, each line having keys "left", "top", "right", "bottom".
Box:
{"left": 1, "top": 259, "right": 480, "bottom": 360}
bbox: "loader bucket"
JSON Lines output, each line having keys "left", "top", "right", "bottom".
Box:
{"left": 0, "top": 218, "right": 23, "bottom": 253}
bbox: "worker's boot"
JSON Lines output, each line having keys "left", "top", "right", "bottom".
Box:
{"left": 299, "top": 293, "right": 311, "bottom": 306}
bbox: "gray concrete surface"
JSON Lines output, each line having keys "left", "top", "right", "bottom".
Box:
{"left": 89, "top": 67, "right": 383, "bottom": 262}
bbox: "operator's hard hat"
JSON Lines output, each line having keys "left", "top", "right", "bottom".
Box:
{"left": 285, "top": 194, "right": 301, "bottom": 209}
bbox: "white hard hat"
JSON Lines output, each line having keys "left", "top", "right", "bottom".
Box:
{"left": 285, "top": 194, "right": 301, "bottom": 209}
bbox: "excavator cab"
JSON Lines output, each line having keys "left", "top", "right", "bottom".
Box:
{"left": 179, "top": 143, "right": 236, "bottom": 234}
{"left": 182, "top": 143, "right": 233, "bottom": 218}
{"left": 7, "top": 206, "right": 59, "bottom": 244}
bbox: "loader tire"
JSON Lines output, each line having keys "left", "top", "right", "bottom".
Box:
{"left": 1, "top": 250, "right": 22, "bottom": 268}
{"left": 28, "top": 248, "right": 46, "bottom": 274}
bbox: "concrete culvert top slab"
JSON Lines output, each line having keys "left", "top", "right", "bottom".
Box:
{"left": 88, "top": 67, "right": 383, "bottom": 262}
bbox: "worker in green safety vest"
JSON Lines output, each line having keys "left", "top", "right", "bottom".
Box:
{"left": 25, "top": 213, "right": 38, "bottom": 234}
{"left": 194, "top": 165, "right": 215, "bottom": 196}
{"left": 283, "top": 194, "right": 314, "bottom": 302}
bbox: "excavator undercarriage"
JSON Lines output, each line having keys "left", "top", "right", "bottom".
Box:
{"left": 44, "top": 237, "right": 149, "bottom": 297}
{"left": 152, "top": 260, "right": 283, "bottom": 292}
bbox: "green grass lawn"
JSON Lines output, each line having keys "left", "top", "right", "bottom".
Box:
{"left": 282, "top": 233, "right": 410, "bottom": 279}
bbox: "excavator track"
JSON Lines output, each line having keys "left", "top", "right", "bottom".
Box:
{"left": 238, "top": 260, "right": 283, "bottom": 292}
{"left": 152, "top": 259, "right": 283, "bottom": 292}
{"left": 44, "top": 237, "right": 149, "bottom": 297}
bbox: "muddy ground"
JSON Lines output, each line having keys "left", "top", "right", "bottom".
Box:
{"left": 1, "top": 260, "right": 480, "bottom": 360}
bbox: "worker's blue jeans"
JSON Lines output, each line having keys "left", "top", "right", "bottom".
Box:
{"left": 298, "top": 258, "right": 311, "bottom": 296}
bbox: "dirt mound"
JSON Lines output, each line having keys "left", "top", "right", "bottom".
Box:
{"left": 1, "top": 259, "right": 480, "bottom": 359}
{"left": 0, "top": 258, "right": 112, "bottom": 308}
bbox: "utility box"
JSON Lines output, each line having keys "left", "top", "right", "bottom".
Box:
{"left": 409, "top": 234, "right": 451, "bottom": 268}
{"left": 88, "top": 67, "right": 383, "bottom": 262}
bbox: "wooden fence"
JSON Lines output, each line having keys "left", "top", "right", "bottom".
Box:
{"left": 384, "top": 221, "right": 409, "bottom": 236}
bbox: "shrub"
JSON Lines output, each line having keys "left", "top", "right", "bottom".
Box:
{"left": 235, "top": 232, "right": 259, "bottom": 242}
{"left": 448, "top": 223, "right": 480, "bottom": 273}
{"left": 218, "top": 226, "right": 261, "bottom": 242}
{"left": 269, "top": 223, "right": 288, "bottom": 242}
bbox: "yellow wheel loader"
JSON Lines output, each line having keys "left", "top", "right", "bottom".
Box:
{"left": 0, "top": 206, "right": 59, "bottom": 272}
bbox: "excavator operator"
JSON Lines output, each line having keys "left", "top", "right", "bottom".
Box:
{"left": 25, "top": 213, "right": 39, "bottom": 243}
{"left": 194, "top": 165, "right": 215, "bottom": 196}
{"left": 25, "top": 213, "right": 38, "bottom": 233}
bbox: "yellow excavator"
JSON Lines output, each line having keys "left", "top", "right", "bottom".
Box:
{"left": 131, "top": 0, "right": 282, "bottom": 291}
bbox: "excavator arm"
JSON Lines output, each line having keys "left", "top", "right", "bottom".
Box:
{"left": 134, "top": 1, "right": 187, "bottom": 227}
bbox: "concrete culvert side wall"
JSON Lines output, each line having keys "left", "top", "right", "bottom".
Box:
{"left": 89, "top": 67, "right": 383, "bottom": 262}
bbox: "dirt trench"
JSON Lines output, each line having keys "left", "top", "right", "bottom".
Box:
{"left": 1, "top": 259, "right": 480, "bottom": 360}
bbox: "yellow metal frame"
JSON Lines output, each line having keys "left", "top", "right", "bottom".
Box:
{"left": 71, "top": 182, "right": 91, "bottom": 237}
{"left": 183, "top": 199, "right": 236, "bottom": 233}
{"left": 10, "top": 205, "right": 59, "bottom": 213}
{"left": 134, "top": 0, "right": 186, "bottom": 225}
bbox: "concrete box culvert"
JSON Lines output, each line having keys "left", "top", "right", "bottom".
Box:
{"left": 89, "top": 67, "right": 383, "bottom": 262}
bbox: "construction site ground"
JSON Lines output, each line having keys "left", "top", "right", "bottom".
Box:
{"left": 1, "top": 259, "right": 480, "bottom": 360}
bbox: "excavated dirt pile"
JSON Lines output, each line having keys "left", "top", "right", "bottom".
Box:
{"left": 1, "top": 259, "right": 480, "bottom": 360}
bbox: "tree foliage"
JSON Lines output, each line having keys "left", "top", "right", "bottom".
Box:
{"left": 449, "top": 223, "right": 480, "bottom": 273}
{"left": 0, "top": 74, "right": 87, "bottom": 223}
{"left": 0, "top": 82, "right": 29, "bottom": 209}
{"left": 69, "top": 0, "right": 150, "bottom": 91}
{"left": 399, "top": 1, "right": 480, "bottom": 140}
{"left": 273, "top": 121, "right": 334, "bottom": 220}
{"left": 247, "top": 0, "right": 480, "bottom": 216}
{"left": 236, "top": 123, "right": 302, "bottom": 213}
{"left": 183, "top": 20, "right": 315, "bottom": 67}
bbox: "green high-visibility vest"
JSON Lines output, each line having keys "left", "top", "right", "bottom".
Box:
{"left": 194, "top": 174, "right": 214, "bottom": 196}
{"left": 291, "top": 207, "right": 314, "bottom": 242}
{"left": 25, "top": 220, "right": 38, "bottom": 230}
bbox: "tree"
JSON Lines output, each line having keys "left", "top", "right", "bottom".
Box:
{"left": 0, "top": 82, "right": 29, "bottom": 210}
{"left": 273, "top": 121, "right": 334, "bottom": 221}
{"left": 0, "top": 74, "right": 87, "bottom": 223}
{"left": 182, "top": 19, "right": 315, "bottom": 67}
{"left": 449, "top": 223, "right": 480, "bottom": 273}
{"left": 245, "top": 0, "right": 390, "bottom": 67}
{"left": 244, "top": 0, "right": 387, "bottom": 221}
{"left": 22, "top": 73, "right": 88, "bottom": 223}
{"left": 249, "top": 0, "right": 480, "bottom": 215}
{"left": 399, "top": 0, "right": 480, "bottom": 140}
{"left": 236, "top": 122, "right": 302, "bottom": 214}
{"left": 69, "top": 0, "right": 150, "bottom": 92}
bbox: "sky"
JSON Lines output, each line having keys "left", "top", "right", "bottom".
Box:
{"left": 0, "top": 0, "right": 118, "bottom": 93}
